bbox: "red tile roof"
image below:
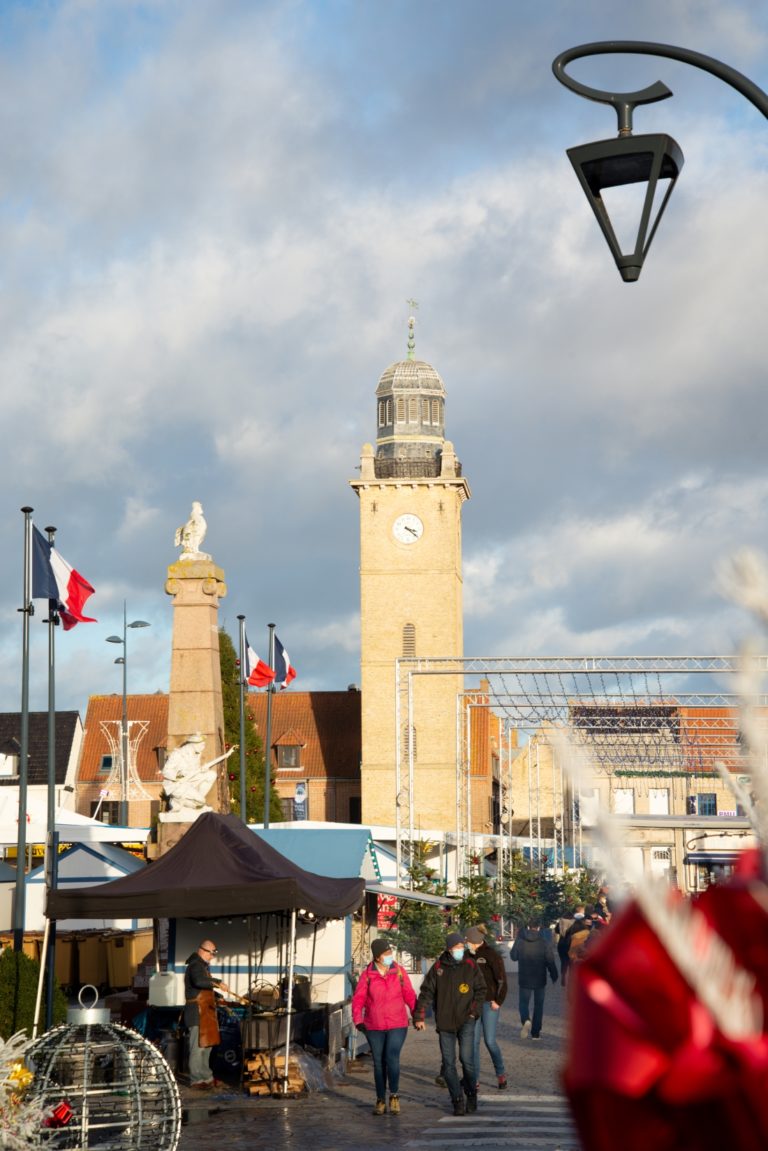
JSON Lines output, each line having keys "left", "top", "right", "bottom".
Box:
{"left": 79, "top": 694, "right": 169, "bottom": 783}
{"left": 248, "top": 691, "right": 361, "bottom": 780}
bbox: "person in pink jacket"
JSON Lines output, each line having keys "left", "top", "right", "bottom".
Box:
{"left": 352, "top": 938, "right": 417, "bottom": 1116}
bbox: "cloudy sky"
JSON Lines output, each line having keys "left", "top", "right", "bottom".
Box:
{"left": 2, "top": 0, "right": 768, "bottom": 715}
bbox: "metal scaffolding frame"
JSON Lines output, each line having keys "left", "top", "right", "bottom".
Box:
{"left": 394, "top": 654, "right": 768, "bottom": 886}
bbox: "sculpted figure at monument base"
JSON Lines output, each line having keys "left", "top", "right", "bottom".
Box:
{"left": 158, "top": 734, "right": 236, "bottom": 823}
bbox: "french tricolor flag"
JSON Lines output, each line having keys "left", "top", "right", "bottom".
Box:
{"left": 31, "top": 526, "right": 97, "bottom": 631}
{"left": 274, "top": 635, "right": 297, "bottom": 689}
{"left": 245, "top": 636, "right": 275, "bottom": 688}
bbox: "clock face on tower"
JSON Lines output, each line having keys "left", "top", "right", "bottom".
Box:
{"left": 392, "top": 513, "right": 424, "bottom": 544}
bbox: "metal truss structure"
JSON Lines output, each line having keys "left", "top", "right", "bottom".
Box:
{"left": 99, "top": 719, "right": 154, "bottom": 808}
{"left": 394, "top": 655, "right": 768, "bottom": 885}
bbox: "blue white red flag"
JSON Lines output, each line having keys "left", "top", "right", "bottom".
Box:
{"left": 274, "top": 635, "right": 297, "bottom": 689}
{"left": 244, "top": 636, "right": 275, "bottom": 687}
{"left": 31, "top": 526, "right": 97, "bottom": 631}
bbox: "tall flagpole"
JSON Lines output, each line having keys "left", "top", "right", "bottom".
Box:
{"left": 237, "top": 615, "right": 247, "bottom": 822}
{"left": 263, "top": 623, "right": 276, "bottom": 828}
{"left": 13, "top": 507, "right": 33, "bottom": 953}
{"left": 44, "top": 525, "right": 59, "bottom": 1029}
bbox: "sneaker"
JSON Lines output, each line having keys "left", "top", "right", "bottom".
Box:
{"left": 373, "top": 1098, "right": 387, "bottom": 1116}
{"left": 452, "top": 1097, "right": 466, "bottom": 1116}
{"left": 531, "top": 1035, "right": 541, "bottom": 1041}
{"left": 465, "top": 1092, "right": 478, "bottom": 1114}
{"left": 389, "top": 1094, "right": 400, "bottom": 1114}
{"left": 497, "top": 1074, "right": 508, "bottom": 1089}
{"left": 520, "top": 1020, "right": 531, "bottom": 1039}
{"left": 435, "top": 1074, "right": 447, "bottom": 1088}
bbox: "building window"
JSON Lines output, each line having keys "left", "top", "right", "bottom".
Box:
{"left": 378, "top": 400, "right": 386, "bottom": 428}
{"left": 349, "top": 796, "right": 361, "bottom": 823}
{"left": 649, "top": 788, "right": 669, "bottom": 815}
{"left": 280, "top": 797, "right": 295, "bottom": 821}
{"left": 613, "top": 787, "right": 634, "bottom": 814}
{"left": 422, "top": 398, "right": 431, "bottom": 424}
{"left": 402, "top": 623, "right": 416, "bottom": 657}
{"left": 278, "top": 746, "right": 301, "bottom": 771}
{"left": 577, "top": 789, "right": 598, "bottom": 827}
{"left": 432, "top": 399, "right": 440, "bottom": 424}
{"left": 687, "top": 793, "right": 717, "bottom": 816}
{"left": 396, "top": 396, "right": 405, "bottom": 423}
{"left": 99, "top": 755, "right": 113, "bottom": 774}
{"left": 385, "top": 397, "right": 392, "bottom": 424}
{"left": 90, "top": 800, "right": 119, "bottom": 825}
{"left": 408, "top": 397, "right": 418, "bottom": 423}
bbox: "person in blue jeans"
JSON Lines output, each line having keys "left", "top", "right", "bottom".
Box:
{"left": 414, "top": 931, "right": 486, "bottom": 1116}
{"left": 464, "top": 926, "right": 508, "bottom": 1088}
{"left": 510, "top": 920, "right": 558, "bottom": 1039}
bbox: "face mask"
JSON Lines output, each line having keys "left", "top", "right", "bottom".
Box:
{"left": 451, "top": 947, "right": 465, "bottom": 961}
{"left": 381, "top": 954, "right": 395, "bottom": 967}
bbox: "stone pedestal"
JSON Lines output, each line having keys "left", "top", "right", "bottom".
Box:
{"left": 164, "top": 559, "right": 230, "bottom": 820}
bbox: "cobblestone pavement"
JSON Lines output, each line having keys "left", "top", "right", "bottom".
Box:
{"left": 178, "top": 978, "right": 579, "bottom": 1151}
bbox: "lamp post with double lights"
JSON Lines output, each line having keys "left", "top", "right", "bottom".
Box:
{"left": 552, "top": 41, "right": 768, "bottom": 281}
{"left": 106, "top": 604, "right": 151, "bottom": 826}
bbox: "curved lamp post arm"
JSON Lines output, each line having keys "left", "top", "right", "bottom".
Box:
{"left": 553, "top": 41, "right": 768, "bottom": 132}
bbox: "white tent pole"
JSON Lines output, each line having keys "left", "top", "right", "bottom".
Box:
{"left": 282, "top": 907, "right": 296, "bottom": 1094}
{"left": 32, "top": 916, "right": 51, "bottom": 1039}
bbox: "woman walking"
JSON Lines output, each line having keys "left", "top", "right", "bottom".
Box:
{"left": 352, "top": 939, "right": 417, "bottom": 1115}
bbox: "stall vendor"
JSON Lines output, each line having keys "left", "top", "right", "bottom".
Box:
{"left": 184, "top": 939, "right": 229, "bottom": 1089}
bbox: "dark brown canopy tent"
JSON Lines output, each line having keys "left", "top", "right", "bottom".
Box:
{"left": 46, "top": 812, "right": 365, "bottom": 920}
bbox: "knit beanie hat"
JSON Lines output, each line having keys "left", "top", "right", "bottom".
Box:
{"left": 371, "top": 939, "right": 392, "bottom": 960}
{"left": 445, "top": 931, "right": 464, "bottom": 950}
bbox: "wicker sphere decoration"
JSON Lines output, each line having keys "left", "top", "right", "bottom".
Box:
{"left": 27, "top": 988, "right": 181, "bottom": 1151}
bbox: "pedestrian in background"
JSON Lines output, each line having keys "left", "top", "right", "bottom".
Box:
{"left": 556, "top": 905, "right": 584, "bottom": 988}
{"left": 414, "top": 931, "right": 486, "bottom": 1116}
{"left": 464, "top": 925, "right": 508, "bottom": 1089}
{"left": 352, "top": 939, "right": 416, "bottom": 1116}
{"left": 510, "top": 920, "right": 558, "bottom": 1040}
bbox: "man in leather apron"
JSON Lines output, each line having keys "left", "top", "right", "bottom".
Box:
{"left": 184, "top": 940, "right": 229, "bottom": 1088}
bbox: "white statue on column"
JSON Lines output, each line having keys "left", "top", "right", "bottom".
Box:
{"left": 174, "top": 501, "right": 211, "bottom": 561}
{"left": 159, "top": 734, "right": 236, "bottom": 822}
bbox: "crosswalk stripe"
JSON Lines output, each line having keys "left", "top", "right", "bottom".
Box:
{"left": 404, "top": 1093, "right": 579, "bottom": 1149}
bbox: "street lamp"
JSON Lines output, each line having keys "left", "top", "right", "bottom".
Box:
{"left": 106, "top": 603, "right": 151, "bottom": 826}
{"left": 552, "top": 41, "right": 768, "bottom": 281}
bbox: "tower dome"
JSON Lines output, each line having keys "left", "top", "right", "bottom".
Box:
{"left": 374, "top": 315, "right": 447, "bottom": 476}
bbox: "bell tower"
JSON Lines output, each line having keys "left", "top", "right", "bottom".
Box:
{"left": 350, "top": 314, "right": 470, "bottom": 830}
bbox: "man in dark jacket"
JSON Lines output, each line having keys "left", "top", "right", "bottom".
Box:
{"left": 509, "top": 920, "right": 558, "bottom": 1040}
{"left": 414, "top": 931, "right": 486, "bottom": 1116}
{"left": 184, "top": 939, "right": 229, "bottom": 1088}
{"left": 465, "top": 925, "right": 508, "bottom": 1088}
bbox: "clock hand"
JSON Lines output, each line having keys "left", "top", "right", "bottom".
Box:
{"left": 405, "top": 525, "right": 418, "bottom": 536}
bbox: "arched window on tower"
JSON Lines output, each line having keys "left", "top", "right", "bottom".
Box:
{"left": 402, "top": 623, "right": 416, "bottom": 657}
{"left": 431, "top": 398, "right": 441, "bottom": 425}
{"left": 378, "top": 400, "right": 386, "bottom": 428}
{"left": 385, "top": 397, "right": 392, "bottom": 425}
{"left": 396, "top": 396, "right": 406, "bottom": 423}
{"left": 408, "top": 397, "right": 418, "bottom": 424}
{"left": 422, "top": 397, "right": 431, "bottom": 424}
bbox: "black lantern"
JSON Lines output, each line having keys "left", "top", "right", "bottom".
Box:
{"left": 567, "top": 132, "right": 683, "bottom": 282}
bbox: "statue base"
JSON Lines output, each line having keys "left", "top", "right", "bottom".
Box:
{"left": 158, "top": 808, "right": 213, "bottom": 823}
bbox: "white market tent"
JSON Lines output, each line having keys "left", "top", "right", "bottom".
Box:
{"left": 0, "top": 792, "right": 149, "bottom": 847}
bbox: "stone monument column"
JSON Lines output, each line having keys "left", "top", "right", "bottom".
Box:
{"left": 156, "top": 503, "right": 231, "bottom": 855}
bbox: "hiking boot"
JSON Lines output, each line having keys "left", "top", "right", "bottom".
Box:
{"left": 435, "top": 1074, "right": 447, "bottom": 1087}
{"left": 372, "top": 1098, "right": 386, "bottom": 1116}
{"left": 452, "top": 1097, "right": 466, "bottom": 1116}
{"left": 520, "top": 1019, "right": 531, "bottom": 1039}
{"left": 465, "top": 1092, "right": 478, "bottom": 1114}
{"left": 497, "top": 1074, "right": 508, "bottom": 1089}
{"left": 388, "top": 1094, "right": 400, "bottom": 1114}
